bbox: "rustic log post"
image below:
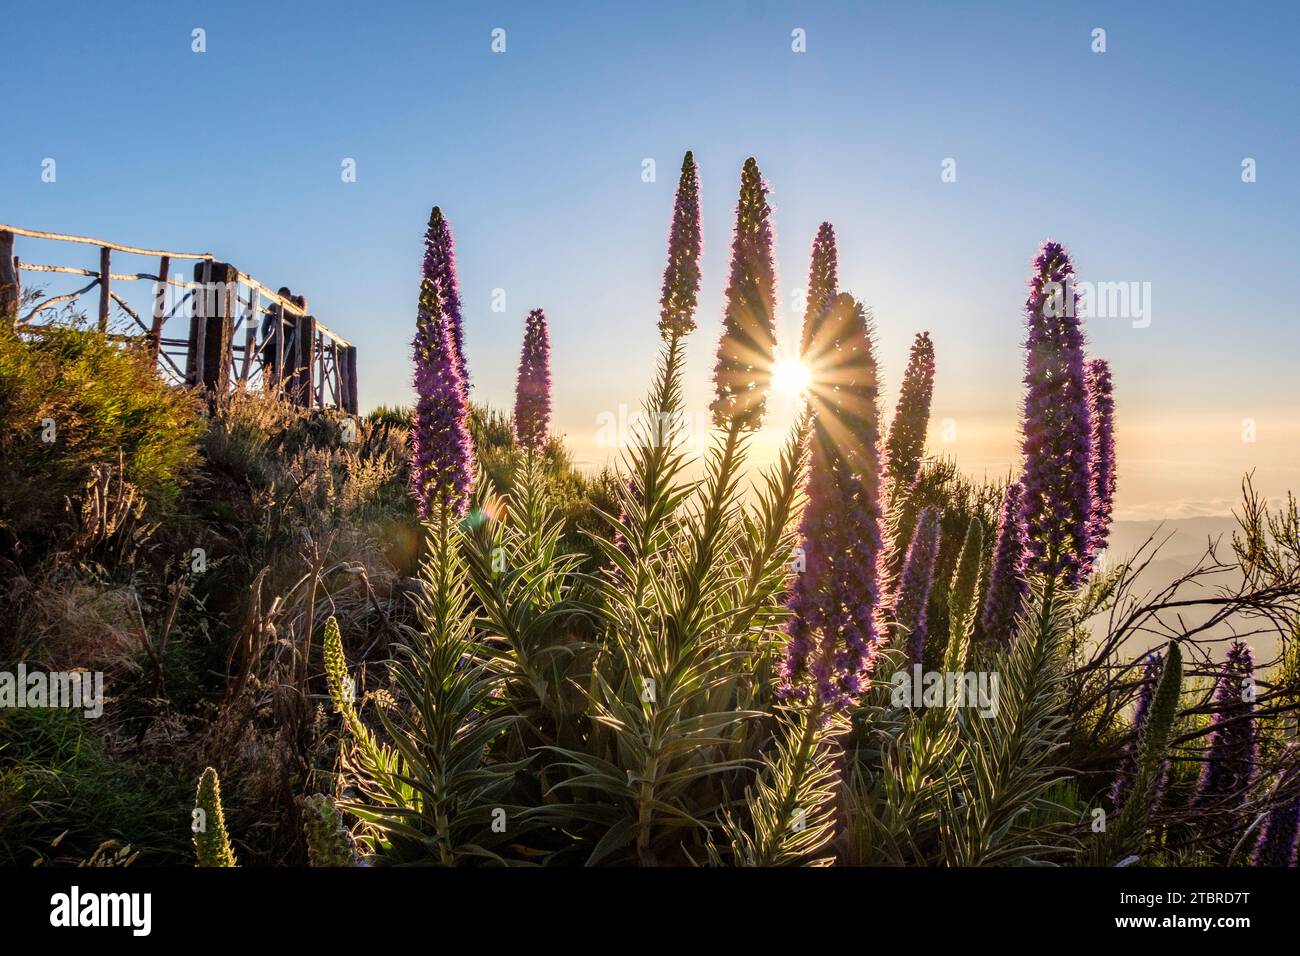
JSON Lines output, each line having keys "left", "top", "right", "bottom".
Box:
{"left": 0, "top": 230, "right": 18, "bottom": 327}
{"left": 186, "top": 261, "right": 212, "bottom": 386}
{"left": 203, "top": 263, "right": 236, "bottom": 399}
{"left": 97, "top": 246, "right": 111, "bottom": 331}
{"left": 271, "top": 302, "right": 285, "bottom": 390}
{"left": 343, "top": 346, "right": 358, "bottom": 415}
{"left": 293, "top": 314, "right": 317, "bottom": 408}
{"left": 150, "top": 255, "right": 170, "bottom": 361}
{"left": 336, "top": 345, "right": 346, "bottom": 410}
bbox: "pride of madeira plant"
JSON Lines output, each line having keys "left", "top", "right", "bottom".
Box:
{"left": 302, "top": 158, "right": 1296, "bottom": 869}
{"left": 193, "top": 768, "right": 237, "bottom": 867}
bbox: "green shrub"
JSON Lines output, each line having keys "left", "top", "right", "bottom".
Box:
{"left": 0, "top": 324, "right": 202, "bottom": 562}
{"left": 467, "top": 404, "right": 618, "bottom": 563}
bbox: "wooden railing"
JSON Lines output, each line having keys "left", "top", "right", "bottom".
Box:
{"left": 0, "top": 225, "right": 358, "bottom": 414}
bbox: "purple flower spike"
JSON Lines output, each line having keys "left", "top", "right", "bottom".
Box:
{"left": 1194, "top": 640, "right": 1258, "bottom": 812}
{"left": 799, "top": 222, "right": 838, "bottom": 359}
{"left": 711, "top": 157, "right": 777, "bottom": 430}
{"left": 1252, "top": 766, "right": 1300, "bottom": 867}
{"left": 1110, "top": 652, "right": 1167, "bottom": 810}
{"left": 410, "top": 287, "right": 475, "bottom": 518}
{"left": 884, "top": 332, "right": 936, "bottom": 493}
{"left": 1085, "top": 358, "right": 1116, "bottom": 571}
{"left": 894, "top": 505, "right": 942, "bottom": 665}
{"left": 658, "top": 151, "right": 703, "bottom": 340}
{"left": 1018, "top": 240, "right": 1093, "bottom": 590}
{"left": 779, "top": 294, "right": 885, "bottom": 712}
{"left": 513, "top": 309, "right": 552, "bottom": 452}
{"left": 421, "top": 207, "right": 468, "bottom": 394}
{"left": 981, "top": 481, "right": 1028, "bottom": 643}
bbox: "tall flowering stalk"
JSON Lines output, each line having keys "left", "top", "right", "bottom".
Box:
{"left": 944, "top": 516, "right": 983, "bottom": 674}
{"left": 658, "top": 151, "right": 703, "bottom": 340}
{"left": 757, "top": 293, "right": 882, "bottom": 866}
{"left": 778, "top": 293, "right": 885, "bottom": 711}
{"left": 1085, "top": 358, "right": 1116, "bottom": 570}
{"left": 1109, "top": 652, "right": 1166, "bottom": 810}
{"left": 1194, "top": 641, "right": 1257, "bottom": 811}
{"left": 193, "top": 767, "right": 237, "bottom": 867}
{"left": 882, "top": 472, "right": 923, "bottom": 592}
{"left": 982, "top": 480, "right": 1028, "bottom": 643}
{"left": 1252, "top": 766, "right": 1300, "bottom": 867}
{"left": 614, "top": 153, "right": 704, "bottom": 601}
{"left": 711, "top": 157, "right": 777, "bottom": 431}
{"left": 799, "top": 222, "right": 838, "bottom": 359}
{"left": 894, "top": 505, "right": 942, "bottom": 666}
{"left": 410, "top": 283, "right": 475, "bottom": 518}
{"left": 513, "top": 308, "right": 552, "bottom": 452}
{"left": 421, "top": 206, "right": 468, "bottom": 393}
{"left": 676, "top": 157, "right": 777, "bottom": 628}
{"left": 884, "top": 332, "right": 936, "bottom": 496}
{"left": 1093, "top": 641, "right": 1184, "bottom": 864}
{"left": 1018, "top": 241, "right": 1092, "bottom": 590}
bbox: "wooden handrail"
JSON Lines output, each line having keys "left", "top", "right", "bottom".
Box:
{"left": 21, "top": 262, "right": 180, "bottom": 283}
{"left": 0, "top": 224, "right": 214, "bottom": 260}
{"left": 4, "top": 224, "right": 351, "bottom": 347}
{"left": 3, "top": 224, "right": 358, "bottom": 411}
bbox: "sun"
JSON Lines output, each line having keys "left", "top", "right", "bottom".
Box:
{"left": 771, "top": 355, "right": 812, "bottom": 398}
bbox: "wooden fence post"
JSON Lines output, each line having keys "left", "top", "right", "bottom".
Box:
{"left": 270, "top": 301, "right": 286, "bottom": 390}
{"left": 186, "top": 260, "right": 233, "bottom": 401}
{"left": 203, "top": 263, "right": 236, "bottom": 399}
{"left": 97, "top": 246, "right": 111, "bottom": 332}
{"left": 293, "top": 314, "right": 317, "bottom": 407}
{"left": 343, "top": 346, "right": 358, "bottom": 415}
{"left": 150, "top": 255, "right": 170, "bottom": 361}
{"left": 186, "top": 261, "right": 209, "bottom": 386}
{"left": 0, "top": 230, "right": 18, "bottom": 327}
{"left": 189, "top": 261, "right": 205, "bottom": 385}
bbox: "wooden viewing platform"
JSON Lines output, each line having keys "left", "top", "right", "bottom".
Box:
{"left": 0, "top": 225, "right": 358, "bottom": 414}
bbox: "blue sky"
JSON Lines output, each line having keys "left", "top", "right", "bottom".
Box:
{"left": 4, "top": 1, "right": 1297, "bottom": 517}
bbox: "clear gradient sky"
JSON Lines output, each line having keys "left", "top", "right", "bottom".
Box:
{"left": 4, "top": 1, "right": 1297, "bottom": 521}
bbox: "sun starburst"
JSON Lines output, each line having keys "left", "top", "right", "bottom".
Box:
{"left": 771, "top": 355, "right": 812, "bottom": 398}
